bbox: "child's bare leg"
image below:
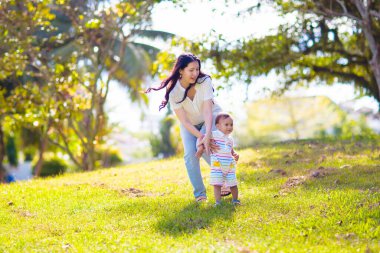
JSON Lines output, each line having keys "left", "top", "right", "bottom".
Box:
{"left": 214, "top": 185, "right": 222, "bottom": 203}
{"left": 195, "top": 145, "right": 204, "bottom": 158}
{"left": 230, "top": 186, "right": 239, "bottom": 201}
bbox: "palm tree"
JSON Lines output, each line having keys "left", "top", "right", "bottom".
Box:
{"left": 42, "top": 0, "right": 174, "bottom": 171}
{"left": 0, "top": 0, "right": 175, "bottom": 174}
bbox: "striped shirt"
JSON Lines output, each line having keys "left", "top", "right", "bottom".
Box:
{"left": 210, "top": 130, "right": 235, "bottom": 169}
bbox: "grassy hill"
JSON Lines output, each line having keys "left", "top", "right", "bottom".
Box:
{"left": 1, "top": 139, "right": 379, "bottom": 252}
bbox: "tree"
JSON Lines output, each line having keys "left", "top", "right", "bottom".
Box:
{"left": 149, "top": 106, "right": 176, "bottom": 158}
{"left": 0, "top": 0, "right": 59, "bottom": 177}
{"left": 45, "top": 0, "right": 174, "bottom": 171}
{"left": 236, "top": 96, "right": 344, "bottom": 144}
{"left": 0, "top": 0, "right": 174, "bottom": 173}
{"left": 187, "top": 0, "right": 380, "bottom": 108}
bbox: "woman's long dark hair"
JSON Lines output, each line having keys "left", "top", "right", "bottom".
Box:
{"left": 146, "top": 53, "right": 209, "bottom": 111}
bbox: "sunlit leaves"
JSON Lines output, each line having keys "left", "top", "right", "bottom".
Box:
{"left": 116, "top": 2, "right": 137, "bottom": 17}
{"left": 151, "top": 51, "right": 176, "bottom": 78}
{"left": 192, "top": 0, "right": 380, "bottom": 105}
{"left": 56, "top": 0, "right": 66, "bottom": 5}
{"left": 0, "top": 0, "right": 172, "bottom": 171}
{"left": 85, "top": 19, "right": 101, "bottom": 29}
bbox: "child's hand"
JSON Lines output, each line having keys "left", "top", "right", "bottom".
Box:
{"left": 232, "top": 152, "right": 239, "bottom": 162}
{"left": 210, "top": 139, "right": 218, "bottom": 154}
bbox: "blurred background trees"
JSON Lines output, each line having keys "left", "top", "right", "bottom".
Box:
{"left": 0, "top": 0, "right": 378, "bottom": 181}
{"left": 186, "top": 0, "right": 380, "bottom": 105}
{"left": 0, "top": 0, "right": 172, "bottom": 178}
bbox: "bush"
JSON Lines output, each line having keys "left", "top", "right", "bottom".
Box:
{"left": 33, "top": 157, "right": 68, "bottom": 177}
{"left": 6, "top": 136, "right": 18, "bottom": 167}
{"left": 23, "top": 147, "right": 35, "bottom": 162}
{"left": 96, "top": 148, "right": 123, "bottom": 168}
{"left": 149, "top": 115, "right": 176, "bottom": 158}
{"left": 104, "top": 149, "right": 123, "bottom": 167}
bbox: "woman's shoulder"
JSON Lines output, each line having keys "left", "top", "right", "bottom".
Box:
{"left": 197, "top": 75, "right": 213, "bottom": 91}
{"left": 197, "top": 75, "right": 211, "bottom": 84}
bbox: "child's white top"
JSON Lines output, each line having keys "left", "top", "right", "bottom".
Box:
{"left": 211, "top": 130, "right": 235, "bottom": 167}
{"left": 169, "top": 76, "right": 221, "bottom": 125}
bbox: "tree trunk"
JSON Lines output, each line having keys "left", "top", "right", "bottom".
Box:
{"left": 362, "top": 23, "right": 380, "bottom": 105}
{"left": 34, "top": 134, "right": 48, "bottom": 177}
{"left": 82, "top": 109, "right": 96, "bottom": 171}
{"left": 82, "top": 146, "right": 95, "bottom": 171}
{"left": 354, "top": 0, "right": 380, "bottom": 106}
{"left": 82, "top": 152, "right": 89, "bottom": 171}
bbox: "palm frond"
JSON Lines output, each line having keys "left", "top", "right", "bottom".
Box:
{"left": 131, "top": 29, "right": 175, "bottom": 41}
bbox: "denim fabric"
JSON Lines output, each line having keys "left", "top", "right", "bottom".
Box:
{"left": 179, "top": 113, "right": 219, "bottom": 198}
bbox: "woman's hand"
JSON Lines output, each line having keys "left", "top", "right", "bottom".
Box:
{"left": 201, "top": 133, "right": 211, "bottom": 155}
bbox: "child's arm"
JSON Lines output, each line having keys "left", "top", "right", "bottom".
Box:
{"left": 231, "top": 148, "right": 239, "bottom": 161}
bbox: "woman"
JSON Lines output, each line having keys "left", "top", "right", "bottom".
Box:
{"left": 146, "top": 53, "right": 230, "bottom": 202}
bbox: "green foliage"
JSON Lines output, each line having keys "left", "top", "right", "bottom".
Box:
{"left": 331, "top": 115, "right": 378, "bottom": 141}
{"left": 184, "top": 0, "right": 380, "bottom": 105}
{"left": 236, "top": 96, "right": 376, "bottom": 146}
{"left": 5, "top": 135, "right": 18, "bottom": 167}
{"left": 240, "top": 97, "right": 344, "bottom": 146}
{"left": 23, "top": 149, "right": 34, "bottom": 162}
{"left": 150, "top": 114, "right": 176, "bottom": 158}
{"left": 96, "top": 147, "right": 123, "bottom": 168}
{"left": 0, "top": 0, "right": 174, "bottom": 172}
{"left": 32, "top": 156, "right": 68, "bottom": 178}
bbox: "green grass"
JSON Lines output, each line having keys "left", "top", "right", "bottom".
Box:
{"left": 1, "top": 139, "right": 379, "bottom": 252}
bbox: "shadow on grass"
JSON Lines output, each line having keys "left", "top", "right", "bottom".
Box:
{"left": 155, "top": 201, "right": 235, "bottom": 236}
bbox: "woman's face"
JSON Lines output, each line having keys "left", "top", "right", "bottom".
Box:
{"left": 180, "top": 61, "right": 199, "bottom": 85}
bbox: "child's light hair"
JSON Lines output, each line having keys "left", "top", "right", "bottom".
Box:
{"left": 215, "top": 112, "right": 233, "bottom": 125}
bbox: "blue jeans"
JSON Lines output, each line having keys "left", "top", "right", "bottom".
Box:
{"left": 179, "top": 115, "right": 218, "bottom": 199}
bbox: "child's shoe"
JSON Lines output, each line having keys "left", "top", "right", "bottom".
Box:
{"left": 232, "top": 199, "right": 241, "bottom": 206}
{"left": 214, "top": 201, "right": 221, "bottom": 207}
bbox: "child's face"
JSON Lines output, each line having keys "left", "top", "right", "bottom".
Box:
{"left": 216, "top": 117, "right": 233, "bottom": 135}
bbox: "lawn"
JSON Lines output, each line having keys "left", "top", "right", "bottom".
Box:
{"left": 0, "top": 139, "right": 379, "bottom": 252}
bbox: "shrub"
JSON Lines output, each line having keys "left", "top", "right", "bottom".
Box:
{"left": 23, "top": 147, "right": 35, "bottom": 162}
{"left": 6, "top": 136, "right": 18, "bottom": 167}
{"left": 96, "top": 148, "right": 123, "bottom": 168}
{"left": 33, "top": 157, "right": 68, "bottom": 177}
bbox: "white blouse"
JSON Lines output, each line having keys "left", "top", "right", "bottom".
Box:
{"left": 169, "top": 76, "right": 222, "bottom": 125}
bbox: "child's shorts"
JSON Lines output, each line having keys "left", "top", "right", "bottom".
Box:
{"left": 210, "top": 166, "right": 237, "bottom": 187}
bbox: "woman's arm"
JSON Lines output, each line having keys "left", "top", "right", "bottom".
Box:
{"left": 202, "top": 99, "right": 213, "bottom": 155}
{"left": 174, "top": 108, "right": 203, "bottom": 138}
{"left": 203, "top": 99, "right": 213, "bottom": 135}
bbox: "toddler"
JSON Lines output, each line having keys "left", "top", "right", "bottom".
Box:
{"left": 196, "top": 112, "right": 240, "bottom": 206}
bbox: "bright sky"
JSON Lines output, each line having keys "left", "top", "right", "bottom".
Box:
{"left": 106, "top": 1, "right": 378, "bottom": 133}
